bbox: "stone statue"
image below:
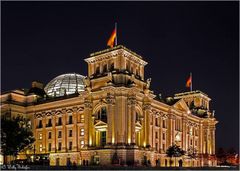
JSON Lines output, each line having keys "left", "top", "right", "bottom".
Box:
{"left": 84, "top": 77, "right": 91, "bottom": 92}
{"left": 84, "top": 77, "right": 91, "bottom": 87}
{"left": 146, "top": 78, "right": 151, "bottom": 89}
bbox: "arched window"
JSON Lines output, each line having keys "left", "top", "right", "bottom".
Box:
{"left": 103, "top": 64, "right": 107, "bottom": 73}
{"left": 96, "top": 106, "right": 107, "bottom": 123}
{"left": 110, "top": 62, "right": 114, "bottom": 71}
{"left": 96, "top": 66, "right": 100, "bottom": 75}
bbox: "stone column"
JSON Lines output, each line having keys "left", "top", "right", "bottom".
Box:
{"left": 143, "top": 104, "right": 151, "bottom": 147}
{"left": 130, "top": 97, "right": 136, "bottom": 144}
{"left": 167, "top": 113, "right": 173, "bottom": 147}
{"left": 52, "top": 113, "right": 56, "bottom": 152}
{"left": 182, "top": 118, "right": 187, "bottom": 151}
{"left": 106, "top": 93, "right": 115, "bottom": 144}
{"left": 199, "top": 123, "right": 203, "bottom": 154}
{"left": 84, "top": 99, "right": 92, "bottom": 147}
{"left": 73, "top": 107, "right": 77, "bottom": 151}
{"left": 127, "top": 99, "right": 132, "bottom": 144}
{"left": 159, "top": 116, "right": 163, "bottom": 152}
{"left": 62, "top": 109, "right": 66, "bottom": 152}
{"left": 212, "top": 128, "right": 216, "bottom": 154}
{"left": 42, "top": 114, "right": 46, "bottom": 153}
{"left": 172, "top": 116, "right": 175, "bottom": 145}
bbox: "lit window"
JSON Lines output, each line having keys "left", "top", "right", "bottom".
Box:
{"left": 80, "top": 140, "right": 84, "bottom": 148}
{"left": 80, "top": 128, "right": 84, "bottom": 136}
{"left": 39, "top": 133, "right": 42, "bottom": 140}
{"left": 189, "top": 127, "right": 193, "bottom": 135}
{"left": 39, "top": 144, "right": 43, "bottom": 152}
{"left": 80, "top": 115, "right": 84, "bottom": 123}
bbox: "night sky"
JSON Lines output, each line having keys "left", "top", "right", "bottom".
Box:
{"left": 2, "top": 2, "right": 239, "bottom": 151}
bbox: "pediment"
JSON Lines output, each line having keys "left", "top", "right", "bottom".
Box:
{"left": 94, "top": 120, "right": 108, "bottom": 131}
{"left": 172, "top": 99, "right": 190, "bottom": 112}
{"left": 94, "top": 120, "right": 107, "bottom": 127}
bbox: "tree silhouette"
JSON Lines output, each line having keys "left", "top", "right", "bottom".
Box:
{"left": 1, "top": 115, "right": 35, "bottom": 164}
{"left": 187, "top": 146, "right": 198, "bottom": 167}
{"left": 166, "top": 144, "right": 185, "bottom": 167}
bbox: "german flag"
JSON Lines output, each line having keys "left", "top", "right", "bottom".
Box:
{"left": 107, "top": 28, "right": 116, "bottom": 48}
{"left": 186, "top": 74, "right": 192, "bottom": 88}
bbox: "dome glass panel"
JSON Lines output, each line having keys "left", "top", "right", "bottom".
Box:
{"left": 44, "top": 73, "right": 85, "bottom": 97}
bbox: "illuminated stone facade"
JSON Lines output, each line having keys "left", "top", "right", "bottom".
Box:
{"left": 0, "top": 45, "right": 218, "bottom": 167}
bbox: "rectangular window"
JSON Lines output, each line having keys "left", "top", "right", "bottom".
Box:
{"left": 195, "top": 129, "right": 198, "bottom": 136}
{"left": 155, "top": 132, "right": 158, "bottom": 139}
{"left": 48, "top": 143, "right": 51, "bottom": 152}
{"left": 58, "top": 131, "right": 62, "bottom": 138}
{"left": 163, "top": 144, "right": 165, "bottom": 152}
{"left": 47, "top": 119, "right": 52, "bottom": 127}
{"left": 69, "top": 141, "right": 72, "bottom": 150}
{"left": 190, "top": 139, "right": 193, "bottom": 145}
{"left": 48, "top": 132, "right": 52, "bottom": 139}
{"left": 163, "top": 120, "right": 166, "bottom": 128}
{"left": 80, "top": 114, "right": 84, "bottom": 123}
{"left": 155, "top": 143, "right": 158, "bottom": 151}
{"left": 69, "top": 115, "right": 73, "bottom": 124}
{"left": 38, "top": 120, "right": 43, "bottom": 128}
{"left": 39, "top": 133, "right": 42, "bottom": 140}
{"left": 163, "top": 132, "right": 165, "bottom": 140}
{"left": 69, "top": 130, "right": 72, "bottom": 137}
{"left": 80, "top": 128, "right": 84, "bottom": 136}
{"left": 39, "top": 144, "right": 43, "bottom": 152}
{"left": 58, "top": 142, "right": 62, "bottom": 151}
{"left": 58, "top": 117, "right": 62, "bottom": 126}
{"left": 155, "top": 118, "right": 158, "bottom": 126}
{"left": 195, "top": 140, "right": 198, "bottom": 146}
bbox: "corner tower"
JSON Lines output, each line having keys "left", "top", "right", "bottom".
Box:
{"left": 84, "top": 45, "right": 148, "bottom": 91}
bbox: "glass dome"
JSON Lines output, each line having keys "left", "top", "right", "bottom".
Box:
{"left": 44, "top": 73, "right": 85, "bottom": 97}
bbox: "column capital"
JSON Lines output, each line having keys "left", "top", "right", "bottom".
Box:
{"left": 127, "top": 95, "right": 136, "bottom": 105}
{"left": 84, "top": 100, "right": 92, "bottom": 109}
{"left": 143, "top": 103, "right": 151, "bottom": 111}
{"left": 106, "top": 93, "right": 116, "bottom": 105}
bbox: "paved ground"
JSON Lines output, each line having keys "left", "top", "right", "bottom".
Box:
{"left": 1, "top": 165, "right": 239, "bottom": 170}
{"left": 29, "top": 165, "right": 239, "bottom": 170}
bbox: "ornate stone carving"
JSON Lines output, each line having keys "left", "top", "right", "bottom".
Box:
{"left": 84, "top": 100, "right": 92, "bottom": 109}
{"left": 77, "top": 106, "right": 84, "bottom": 112}
{"left": 127, "top": 96, "right": 136, "bottom": 105}
{"left": 143, "top": 103, "right": 151, "bottom": 111}
{"left": 106, "top": 93, "right": 115, "bottom": 105}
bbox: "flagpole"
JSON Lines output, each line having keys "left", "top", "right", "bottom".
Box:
{"left": 190, "top": 72, "right": 192, "bottom": 92}
{"left": 115, "top": 22, "right": 117, "bottom": 46}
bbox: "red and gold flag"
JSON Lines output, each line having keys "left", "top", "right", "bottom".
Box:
{"left": 186, "top": 75, "right": 192, "bottom": 88}
{"left": 107, "top": 28, "right": 116, "bottom": 48}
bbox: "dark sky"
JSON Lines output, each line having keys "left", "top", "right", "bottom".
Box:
{"left": 2, "top": 2, "right": 239, "bottom": 151}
